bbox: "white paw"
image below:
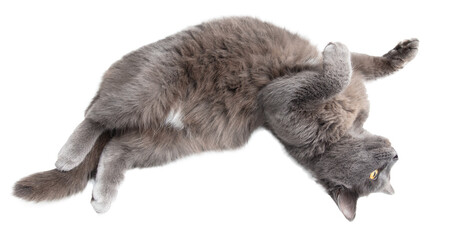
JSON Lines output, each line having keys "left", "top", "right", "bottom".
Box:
{"left": 55, "top": 155, "right": 81, "bottom": 171}
{"left": 324, "top": 42, "right": 350, "bottom": 59}
{"left": 91, "top": 197, "right": 111, "bottom": 213}
{"left": 323, "top": 42, "right": 352, "bottom": 81}
{"left": 324, "top": 42, "right": 337, "bottom": 53}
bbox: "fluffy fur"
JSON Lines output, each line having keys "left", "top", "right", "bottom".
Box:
{"left": 13, "top": 17, "right": 418, "bottom": 221}
{"left": 14, "top": 131, "right": 111, "bottom": 201}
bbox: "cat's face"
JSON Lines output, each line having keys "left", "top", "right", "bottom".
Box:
{"left": 310, "top": 130, "right": 399, "bottom": 221}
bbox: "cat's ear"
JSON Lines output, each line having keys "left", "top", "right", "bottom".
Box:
{"left": 382, "top": 182, "right": 395, "bottom": 195}
{"left": 330, "top": 188, "right": 359, "bottom": 221}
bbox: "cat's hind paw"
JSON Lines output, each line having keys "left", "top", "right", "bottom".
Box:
{"left": 91, "top": 195, "right": 112, "bottom": 214}
{"left": 55, "top": 156, "right": 81, "bottom": 171}
{"left": 384, "top": 38, "right": 419, "bottom": 68}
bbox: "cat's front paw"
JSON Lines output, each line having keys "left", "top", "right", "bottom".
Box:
{"left": 323, "top": 42, "right": 351, "bottom": 63}
{"left": 323, "top": 42, "right": 352, "bottom": 85}
{"left": 383, "top": 38, "right": 419, "bottom": 68}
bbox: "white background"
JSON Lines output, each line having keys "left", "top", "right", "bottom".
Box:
{"left": 1, "top": 0, "right": 459, "bottom": 239}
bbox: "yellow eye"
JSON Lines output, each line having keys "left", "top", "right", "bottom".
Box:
{"left": 369, "top": 169, "right": 379, "bottom": 180}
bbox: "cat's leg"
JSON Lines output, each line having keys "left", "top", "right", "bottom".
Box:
{"left": 90, "top": 136, "right": 129, "bottom": 213}
{"left": 90, "top": 128, "right": 201, "bottom": 213}
{"left": 55, "top": 118, "right": 105, "bottom": 171}
{"left": 260, "top": 42, "right": 352, "bottom": 155}
{"left": 351, "top": 38, "right": 418, "bottom": 80}
{"left": 260, "top": 42, "right": 351, "bottom": 104}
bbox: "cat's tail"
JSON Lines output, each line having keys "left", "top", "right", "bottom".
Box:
{"left": 13, "top": 131, "right": 111, "bottom": 202}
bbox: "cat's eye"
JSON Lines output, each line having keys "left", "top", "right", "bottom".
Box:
{"left": 369, "top": 169, "right": 379, "bottom": 180}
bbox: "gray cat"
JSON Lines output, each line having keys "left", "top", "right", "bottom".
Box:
{"left": 13, "top": 17, "right": 418, "bottom": 221}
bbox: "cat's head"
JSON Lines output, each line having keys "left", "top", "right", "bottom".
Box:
{"left": 310, "top": 130, "right": 398, "bottom": 221}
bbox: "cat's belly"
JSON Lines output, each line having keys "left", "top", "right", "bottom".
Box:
{"left": 321, "top": 74, "right": 370, "bottom": 142}
{"left": 86, "top": 77, "right": 265, "bottom": 151}
{"left": 83, "top": 19, "right": 314, "bottom": 145}
{"left": 165, "top": 93, "right": 265, "bottom": 149}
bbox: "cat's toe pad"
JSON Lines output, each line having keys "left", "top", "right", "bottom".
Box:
{"left": 384, "top": 38, "right": 419, "bottom": 67}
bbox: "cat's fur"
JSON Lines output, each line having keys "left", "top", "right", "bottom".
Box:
{"left": 13, "top": 17, "right": 418, "bottom": 221}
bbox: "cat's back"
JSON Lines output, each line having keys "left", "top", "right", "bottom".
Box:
{"left": 86, "top": 17, "right": 319, "bottom": 139}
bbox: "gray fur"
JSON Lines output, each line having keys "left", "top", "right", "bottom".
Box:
{"left": 14, "top": 132, "right": 111, "bottom": 201}
{"left": 56, "top": 118, "right": 104, "bottom": 171}
{"left": 13, "top": 17, "right": 418, "bottom": 220}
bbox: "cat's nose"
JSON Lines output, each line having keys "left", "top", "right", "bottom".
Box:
{"left": 389, "top": 147, "right": 398, "bottom": 161}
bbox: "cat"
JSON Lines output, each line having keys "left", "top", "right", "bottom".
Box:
{"left": 13, "top": 17, "right": 418, "bottom": 221}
